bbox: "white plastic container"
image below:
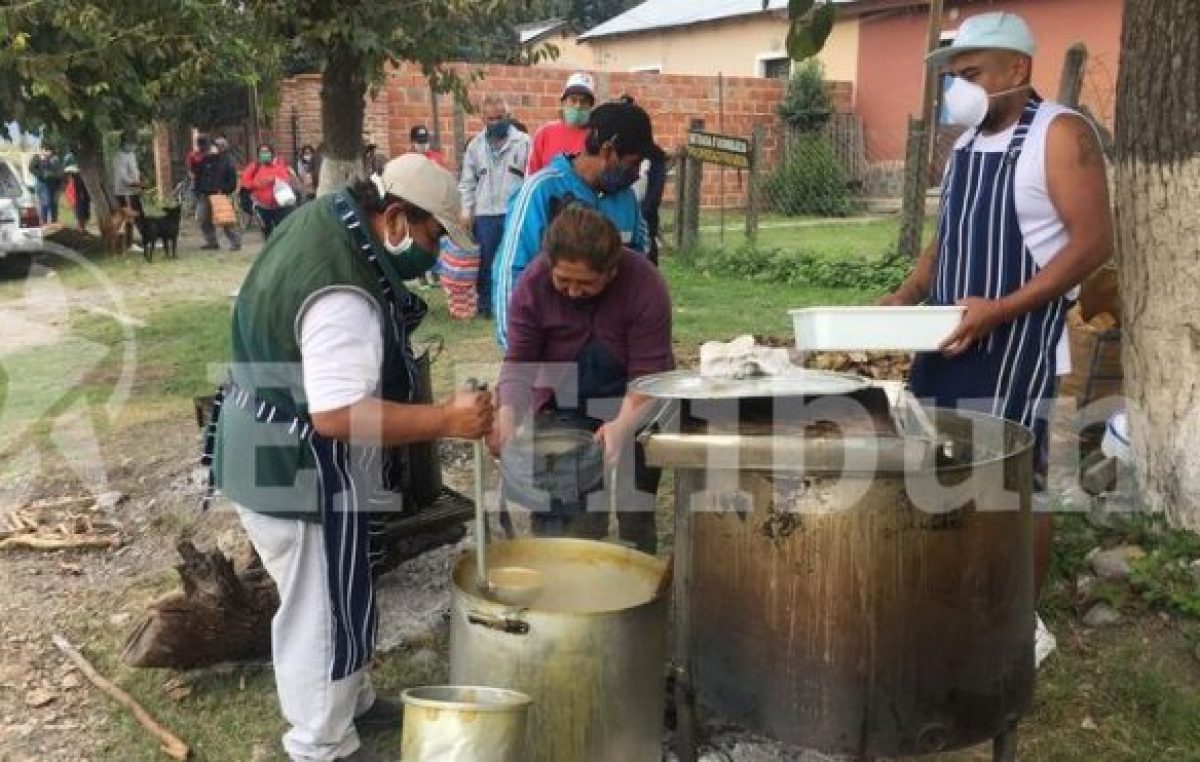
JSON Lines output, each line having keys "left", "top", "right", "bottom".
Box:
{"left": 401, "top": 685, "right": 532, "bottom": 762}
{"left": 790, "top": 306, "right": 966, "bottom": 352}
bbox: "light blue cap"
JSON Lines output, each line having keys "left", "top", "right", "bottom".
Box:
{"left": 927, "top": 12, "right": 1036, "bottom": 65}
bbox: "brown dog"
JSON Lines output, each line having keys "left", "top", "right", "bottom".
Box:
{"left": 99, "top": 207, "right": 139, "bottom": 252}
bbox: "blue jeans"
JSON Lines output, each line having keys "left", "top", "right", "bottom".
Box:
{"left": 473, "top": 215, "right": 506, "bottom": 316}
{"left": 36, "top": 181, "right": 60, "bottom": 224}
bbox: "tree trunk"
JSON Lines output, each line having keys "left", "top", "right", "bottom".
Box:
{"left": 315, "top": 42, "right": 369, "bottom": 196}
{"left": 76, "top": 125, "right": 114, "bottom": 221}
{"left": 1114, "top": 0, "right": 1200, "bottom": 528}
{"left": 120, "top": 541, "right": 277, "bottom": 669}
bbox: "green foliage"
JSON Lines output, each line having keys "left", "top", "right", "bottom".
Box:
{"left": 778, "top": 59, "right": 833, "bottom": 133}
{"left": 0, "top": 1, "right": 273, "bottom": 137}
{"left": 674, "top": 243, "right": 910, "bottom": 293}
{"left": 1129, "top": 521, "right": 1200, "bottom": 619}
{"left": 784, "top": 0, "right": 837, "bottom": 61}
{"left": 765, "top": 134, "right": 854, "bottom": 217}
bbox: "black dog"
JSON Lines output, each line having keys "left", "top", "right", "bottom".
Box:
{"left": 135, "top": 205, "right": 182, "bottom": 262}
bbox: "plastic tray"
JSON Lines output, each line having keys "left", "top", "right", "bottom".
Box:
{"left": 790, "top": 306, "right": 966, "bottom": 352}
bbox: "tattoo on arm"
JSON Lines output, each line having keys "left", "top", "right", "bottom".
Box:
{"left": 1075, "top": 123, "right": 1105, "bottom": 169}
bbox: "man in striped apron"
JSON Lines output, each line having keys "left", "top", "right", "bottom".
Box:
{"left": 209, "top": 155, "right": 492, "bottom": 762}
{"left": 881, "top": 13, "right": 1113, "bottom": 664}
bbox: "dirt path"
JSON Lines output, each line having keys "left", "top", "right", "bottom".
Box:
{"left": 0, "top": 233, "right": 263, "bottom": 760}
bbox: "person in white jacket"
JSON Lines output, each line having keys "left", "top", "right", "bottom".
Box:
{"left": 458, "top": 96, "right": 531, "bottom": 319}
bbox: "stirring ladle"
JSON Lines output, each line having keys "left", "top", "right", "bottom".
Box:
{"left": 463, "top": 378, "right": 491, "bottom": 596}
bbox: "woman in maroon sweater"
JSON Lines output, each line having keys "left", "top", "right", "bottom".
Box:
{"left": 490, "top": 206, "right": 673, "bottom": 553}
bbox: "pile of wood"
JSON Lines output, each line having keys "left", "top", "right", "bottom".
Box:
{"left": 0, "top": 495, "right": 122, "bottom": 552}
{"left": 801, "top": 351, "right": 913, "bottom": 381}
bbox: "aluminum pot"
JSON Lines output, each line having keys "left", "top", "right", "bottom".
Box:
{"left": 400, "top": 685, "right": 531, "bottom": 762}
{"left": 646, "top": 407, "right": 1036, "bottom": 758}
{"left": 450, "top": 538, "right": 668, "bottom": 762}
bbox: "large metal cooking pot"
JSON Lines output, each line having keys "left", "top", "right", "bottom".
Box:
{"left": 645, "top": 406, "right": 1036, "bottom": 758}
{"left": 449, "top": 538, "right": 668, "bottom": 762}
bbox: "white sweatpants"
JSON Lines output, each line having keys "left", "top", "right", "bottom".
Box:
{"left": 236, "top": 506, "right": 376, "bottom": 762}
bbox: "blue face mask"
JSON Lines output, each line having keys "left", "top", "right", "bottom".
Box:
{"left": 486, "top": 120, "right": 510, "bottom": 141}
{"left": 598, "top": 162, "right": 640, "bottom": 195}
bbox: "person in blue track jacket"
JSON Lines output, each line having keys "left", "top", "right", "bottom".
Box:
{"left": 492, "top": 101, "right": 658, "bottom": 349}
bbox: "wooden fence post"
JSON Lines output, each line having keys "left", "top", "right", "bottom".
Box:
{"left": 682, "top": 155, "right": 703, "bottom": 249}
{"left": 674, "top": 147, "right": 688, "bottom": 251}
{"left": 746, "top": 126, "right": 762, "bottom": 245}
{"left": 1058, "top": 43, "right": 1089, "bottom": 108}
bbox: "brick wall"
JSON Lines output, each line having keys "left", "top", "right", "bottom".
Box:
{"left": 269, "top": 62, "right": 854, "bottom": 209}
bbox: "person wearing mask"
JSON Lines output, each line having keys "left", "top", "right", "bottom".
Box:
{"left": 210, "top": 154, "right": 488, "bottom": 762}
{"left": 363, "top": 142, "right": 387, "bottom": 178}
{"left": 490, "top": 206, "right": 672, "bottom": 553}
{"left": 526, "top": 72, "right": 595, "bottom": 176}
{"left": 186, "top": 135, "right": 209, "bottom": 195}
{"left": 459, "top": 95, "right": 532, "bottom": 319}
{"left": 618, "top": 95, "right": 668, "bottom": 265}
{"left": 112, "top": 132, "right": 144, "bottom": 252}
{"left": 879, "top": 13, "right": 1113, "bottom": 666}
{"left": 196, "top": 137, "right": 242, "bottom": 251}
{"left": 408, "top": 126, "right": 446, "bottom": 168}
{"left": 492, "top": 101, "right": 654, "bottom": 349}
{"left": 296, "top": 144, "right": 320, "bottom": 202}
{"left": 28, "top": 144, "right": 64, "bottom": 225}
{"left": 241, "top": 143, "right": 295, "bottom": 239}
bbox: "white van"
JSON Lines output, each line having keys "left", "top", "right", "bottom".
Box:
{"left": 0, "top": 156, "right": 43, "bottom": 257}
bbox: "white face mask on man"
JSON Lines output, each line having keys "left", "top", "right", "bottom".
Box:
{"left": 383, "top": 210, "right": 413, "bottom": 255}
{"left": 943, "top": 77, "right": 1030, "bottom": 128}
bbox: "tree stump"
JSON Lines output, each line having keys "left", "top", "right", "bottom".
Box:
{"left": 121, "top": 541, "right": 278, "bottom": 669}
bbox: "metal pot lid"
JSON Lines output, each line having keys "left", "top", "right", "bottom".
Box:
{"left": 629, "top": 369, "right": 868, "bottom": 400}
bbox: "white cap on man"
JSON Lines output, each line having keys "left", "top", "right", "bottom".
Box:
{"left": 561, "top": 71, "right": 596, "bottom": 101}
{"left": 926, "top": 12, "right": 1036, "bottom": 66}
{"left": 375, "top": 154, "right": 475, "bottom": 250}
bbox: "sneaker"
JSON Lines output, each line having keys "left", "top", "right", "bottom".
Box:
{"left": 128, "top": 243, "right": 143, "bottom": 253}
{"left": 1035, "top": 614, "right": 1057, "bottom": 668}
{"left": 355, "top": 696, "right": 401, "bottom": 733}
{"left": 229, "top": 244, "right": 241, "bottom": 251}
{"left": 199, "top": 244, "right": 218, "bottom": 251}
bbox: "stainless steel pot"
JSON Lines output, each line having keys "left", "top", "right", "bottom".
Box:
{"left": 645, "top": 407, "right": 1036, "bottom": 759}
{"left": 449, "top": 538, "right": 668, "bottom": 762}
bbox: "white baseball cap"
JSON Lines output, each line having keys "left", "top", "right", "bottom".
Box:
{"left": 927, "top": 12, "right": 1036, "bottom": 66}
{"left": 375, "top": 153, "right": 474, "bottom": 250}
{"left": 561, "top": 71, "right": 596, "bottom": 101}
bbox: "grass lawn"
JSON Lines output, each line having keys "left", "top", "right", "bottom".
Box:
{"left": 4, "top": 245, "right": 1200, "bottom": 761}
{"left": 664, "top": 209, "right": 937, "bottom": 260}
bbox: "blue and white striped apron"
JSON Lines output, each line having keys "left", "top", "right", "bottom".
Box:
{"left": 910, "top": 96, "right": 1069, "bottom": 462}
{"left": 202, "top": 194, "right": 425, "bottom": 680}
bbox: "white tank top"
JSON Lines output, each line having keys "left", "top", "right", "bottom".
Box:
{"left": 949, "top": 100, "right": 1083, "bottom": 374}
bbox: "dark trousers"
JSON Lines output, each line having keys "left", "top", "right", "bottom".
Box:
{"left": 473, "top": 214, "right": 505, "bottom": 317}
{"left": 36, "top": 181, "right": 60, "bottom": 224}
{"left": 256, "top": 205, "right": 291, "bottom": 239}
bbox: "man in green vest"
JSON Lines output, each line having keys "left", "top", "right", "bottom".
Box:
{"left": 209, "top": 154, "right": 491, "bottom": 762}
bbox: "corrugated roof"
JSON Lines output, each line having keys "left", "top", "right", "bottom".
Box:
{"left": 580, "top": 0, "right": 855, "bottom": 40}
{"left": 517, "top": 18, "right": 571, "bottom": 45}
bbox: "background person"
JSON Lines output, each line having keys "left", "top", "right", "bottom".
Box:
{"left": 240, "top": 143, "right": 294, "bottom": 239}
{"left": 112, "top": 132, "right": 144, "bottom": 252}
{"left": 28, "top": 144, "right": 63, "bottom": 224}
{"left": 196, "top": 137, "right": 242, "bottom": 251}
{"left": 526, "top": 71, "right": 595, "bottom": 175}
{"left": 459, "top": 95, "right": 531, "bottom": 319}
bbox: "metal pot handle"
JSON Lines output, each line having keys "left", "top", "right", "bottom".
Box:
{"left": 467, "top": 610, "right": 530, "bottom": 636}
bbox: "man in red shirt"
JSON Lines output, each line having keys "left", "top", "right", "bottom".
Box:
{"left": 526, "top": 71, "right": 595, "bottom": 175}
{"left": 409, "top": 125, "right": 447, "bottom": 169}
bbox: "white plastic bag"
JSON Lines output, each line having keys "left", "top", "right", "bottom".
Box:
{"left": 273, "top": 178, "right": 297, "bottom": 208}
